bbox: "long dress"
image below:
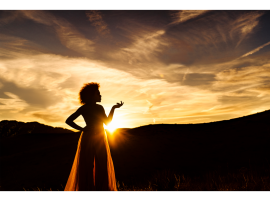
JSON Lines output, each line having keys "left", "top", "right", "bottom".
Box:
{"left": 64, "top": 126, "right": 117, "bottom": 191}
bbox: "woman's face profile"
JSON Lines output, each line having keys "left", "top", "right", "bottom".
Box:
{"left": 94, "top": 90, "right": 101, "bottom": 102}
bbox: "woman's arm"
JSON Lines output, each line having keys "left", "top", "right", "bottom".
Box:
{"left": 102, "top": 101, "right": 124, "bottom": 125}
{"left": 101, "top": 106, "right": 115, "bottom": 126}
{"left": 106, "top": 106, "right": 116, "bottom": 125}
{"left": 65, "top": 107, "right": 84, "bottom": 131}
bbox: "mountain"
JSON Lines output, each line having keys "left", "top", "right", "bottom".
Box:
{"left": 0, "top": 120, "right": 74, "bottom": 138}
{"left": 123, "top": 109, "right": 270, "bottom": 140}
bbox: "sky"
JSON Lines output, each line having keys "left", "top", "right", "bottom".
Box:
{"left": 1, "top": 9, "right": 270, "bottom": 129}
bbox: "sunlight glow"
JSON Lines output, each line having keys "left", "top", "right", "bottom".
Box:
{"left": 105, "top": 121, "right": 119, "bottom": 134}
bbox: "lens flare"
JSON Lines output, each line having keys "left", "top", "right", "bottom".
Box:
{"left": 105, "top": 121, "right": 118, "bottom": 134}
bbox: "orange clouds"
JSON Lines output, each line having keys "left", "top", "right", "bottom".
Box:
{"left": 0, "top": 10, "right": 270, "bottom": 129}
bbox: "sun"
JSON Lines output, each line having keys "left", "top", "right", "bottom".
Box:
{"left": 105, "top": 121, "right": 119, "bottom": 134}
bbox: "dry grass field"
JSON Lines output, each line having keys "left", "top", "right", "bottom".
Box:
{"left": 1, "top": 110, "right": 270, "bottom": 191}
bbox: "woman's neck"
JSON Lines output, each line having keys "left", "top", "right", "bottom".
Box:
{"left": 85, "top": 101, "right": 96, "bottom": 105}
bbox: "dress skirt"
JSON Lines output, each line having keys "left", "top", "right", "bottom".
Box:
{"left": 64, "top": 129, "right": 117, "bottom": 191}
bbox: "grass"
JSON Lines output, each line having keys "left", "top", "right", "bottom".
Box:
{"left": 117, "top": 167, "right": 270, "bottom": 191}
{"left": 20, "top": 166, "right": 270, "bottom": 191}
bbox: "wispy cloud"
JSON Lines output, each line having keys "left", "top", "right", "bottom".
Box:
{"left": 119, "top": 29, "right": 167, "bottom": 65}
{"left": 232, "top": 11, "right": 264, "bottom": 47}
{"left": 164, "top": 11, "right": 265, "bottom": 67}
{"left": 86, "top": 11, "right": 110, "bottom": 36}
{"left": 169, "top": 10, "right": 209, "bottom": 25}
{"left": 0, "top": 92, "right": 28, "bottom": 112}
{"left": 0, "top": 11, "right": 21, "bottom": 26}
{"left": 20, "top": 10, "right": 54, "bottom": 26}
{"left": 182, "top": 67, "right": 189, "bottom": 83}
{"left": 31, "top": 111, "right": 63, "bottom": 122}
{"left": 240, "top": 41, "right": 270, "bottom": 58}
{"left": 0, "top": 45, "right": 225, "bottom": 127}
{"left": 19, "top": 11, "right": 95, "bottom": 56}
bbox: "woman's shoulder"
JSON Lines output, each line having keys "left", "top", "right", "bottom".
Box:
{"left": 96, "top": 104, "right": 104, "bottom": 110}
{"left": 76, "top": 105, "right": 85, "bottom": 112}
{"left": 80, "top": 103, "right": 104, "bottom": 110}
{"left": 78, "top": 104, "right": 86, "bottom": 109}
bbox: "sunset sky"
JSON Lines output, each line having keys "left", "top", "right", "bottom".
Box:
{"left": 1, "top": 9, "right": 270, "bottom": 129}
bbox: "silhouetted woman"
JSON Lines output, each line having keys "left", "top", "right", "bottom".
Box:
{"left": 64, "top": 82, "right": 123, "bottom": 191}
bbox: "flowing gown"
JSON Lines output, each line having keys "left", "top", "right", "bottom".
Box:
{"left": 64, "top": 104, "right": 117, "bottom": 191}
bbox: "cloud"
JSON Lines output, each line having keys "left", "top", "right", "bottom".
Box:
{"left": 169, "top": 10, "right": 209, "bottom": 25}
{"left": 0, "top": 91, "right": 28, "bottom": 112}
{"left": 218, "top": 95, "right": 260, "bottom": 105}
{"left": 145, "top": 99, "right": 154, "bottom": 114}
{"left": 1, "top": 46, "right": 270, "bottom": 128}
{"left": 182, "top": 67, "right": 189, "bottom": 82}
{"left": 0, "top": 45, "right": 225, "bottom": 127}
{"left": 86, "top": 11, "right": 110, "bottom": 36}
{"left": 99, "top": 26, "right": 170, "bottom": 80}
{"left": 0, "top": 34, "right": 39, "bottom": 59}
{"left": 204, "top": 54, "right": 270, "bottom": 116}
{"left": 182, "top": 73, "right": 216, "bottom": 86}
{"left": 231, "top": 11, "right": 263, "bottom": 47}
{"left": 0, "top": 77, "right": 63, "bottom": 108}
{"left": 0, "top": 11, "right": 22, "bottom": 26}
{"left": 162, "top": 11, "right": 265, "bottom": 67}
{"left": 54, "top": 22, "right": 95, "bottom": 55}
{"left": 215, "top": 63, "right": 270, "bottom": 86}
{"left": 20, "top": 10, "right": 54, "bottom": 26}
{"left": 19, "top": 11, "right": 95, "bottom": 57}
{"left": 240, "top": 41, "right": 270, "bottom": 58}
{"left": 119, "top": 29, "right": 167, "bottom": 65}
{"left": 31, "top": 111, "right": 63, "bottom": 122}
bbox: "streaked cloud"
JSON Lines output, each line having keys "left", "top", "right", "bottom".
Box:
{"left": 240, "top": 41, "right": 270, "bottom": 58}
{"left": 0, "top": 11, "right": 21, "bottom": 26}
{"left": 0, "top": 46, "right": 223, "bottom": 128}
{"left": 19, "top": 10, "right": 95, "bottom": 56}
{"left": 31, "top": 111, "right": 64, "bottom": 122}
{"left": 20, "top": 10, "right": 54, "bottom": 26}
{"left": 232, "top": 11, "right": 263, "bottom": 47}
{"left": 0, "top": 92, "right": 28, "bottom": 112}
{"left": 170, "top": 10, "right": 209, "bottom": 25}
{"left": 119, "top": 29, "right": 167, "bottom": 64}
{"left": 0, "top": 77, "right": 63, "bottom": 108}
{"left": 86, "top": 11, "right": 110, "bottom": 36}
{"left": 163, "top": 11, "right": 265, "bottom": 67}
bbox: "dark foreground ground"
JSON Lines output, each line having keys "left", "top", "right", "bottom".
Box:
{"left": 1, "top": 110, "right": 270, "bottom": 191}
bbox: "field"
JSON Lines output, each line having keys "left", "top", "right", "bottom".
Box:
{"left": 1, "top": 110, "right": 270, "bottom": 191}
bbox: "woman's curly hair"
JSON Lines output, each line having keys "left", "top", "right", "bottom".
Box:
{"left": 79, "top": 82, "right": 100, "bottom": 105}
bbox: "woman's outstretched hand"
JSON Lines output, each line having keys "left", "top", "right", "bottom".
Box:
{"left": 113, "top": 101, "right": 124, "bottom": 109}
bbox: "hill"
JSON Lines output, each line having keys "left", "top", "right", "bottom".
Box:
{"left": 129, "top": 109, "right": 270, "bottom": 135}
{"left": 0, "top": 120, "right": 74, "bottom": 138}
{"left": 0, "top": 110, "right": 270, "bottom": 190}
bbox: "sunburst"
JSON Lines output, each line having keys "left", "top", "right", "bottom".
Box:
{"left": 105, "top": 121, "right": 119, "bottom": 134}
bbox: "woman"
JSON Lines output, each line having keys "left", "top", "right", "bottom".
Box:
{"left": 64, "top": 82, "right": 123, "bottom": 191}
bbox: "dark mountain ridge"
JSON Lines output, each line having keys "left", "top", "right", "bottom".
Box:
{"left": 2, "top": 108, "right": 270, "bottom": 138}
{"left": 0, "top": 120, "right": 74, "bottom": 138}
{"left": 128, "top": 109, "right": 270, "bottom": 135}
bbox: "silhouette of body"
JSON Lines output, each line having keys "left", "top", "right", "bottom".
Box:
{"left": 64, "top": 83, "right": 123, "bottom": 191}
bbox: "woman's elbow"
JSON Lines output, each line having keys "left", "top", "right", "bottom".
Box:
{"left": 65, "top": 118, "right": 72, "bottom": 125}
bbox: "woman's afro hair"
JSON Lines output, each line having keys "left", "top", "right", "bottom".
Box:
{"left": 79, "top": 82, "right": 100, "bottom": 105}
